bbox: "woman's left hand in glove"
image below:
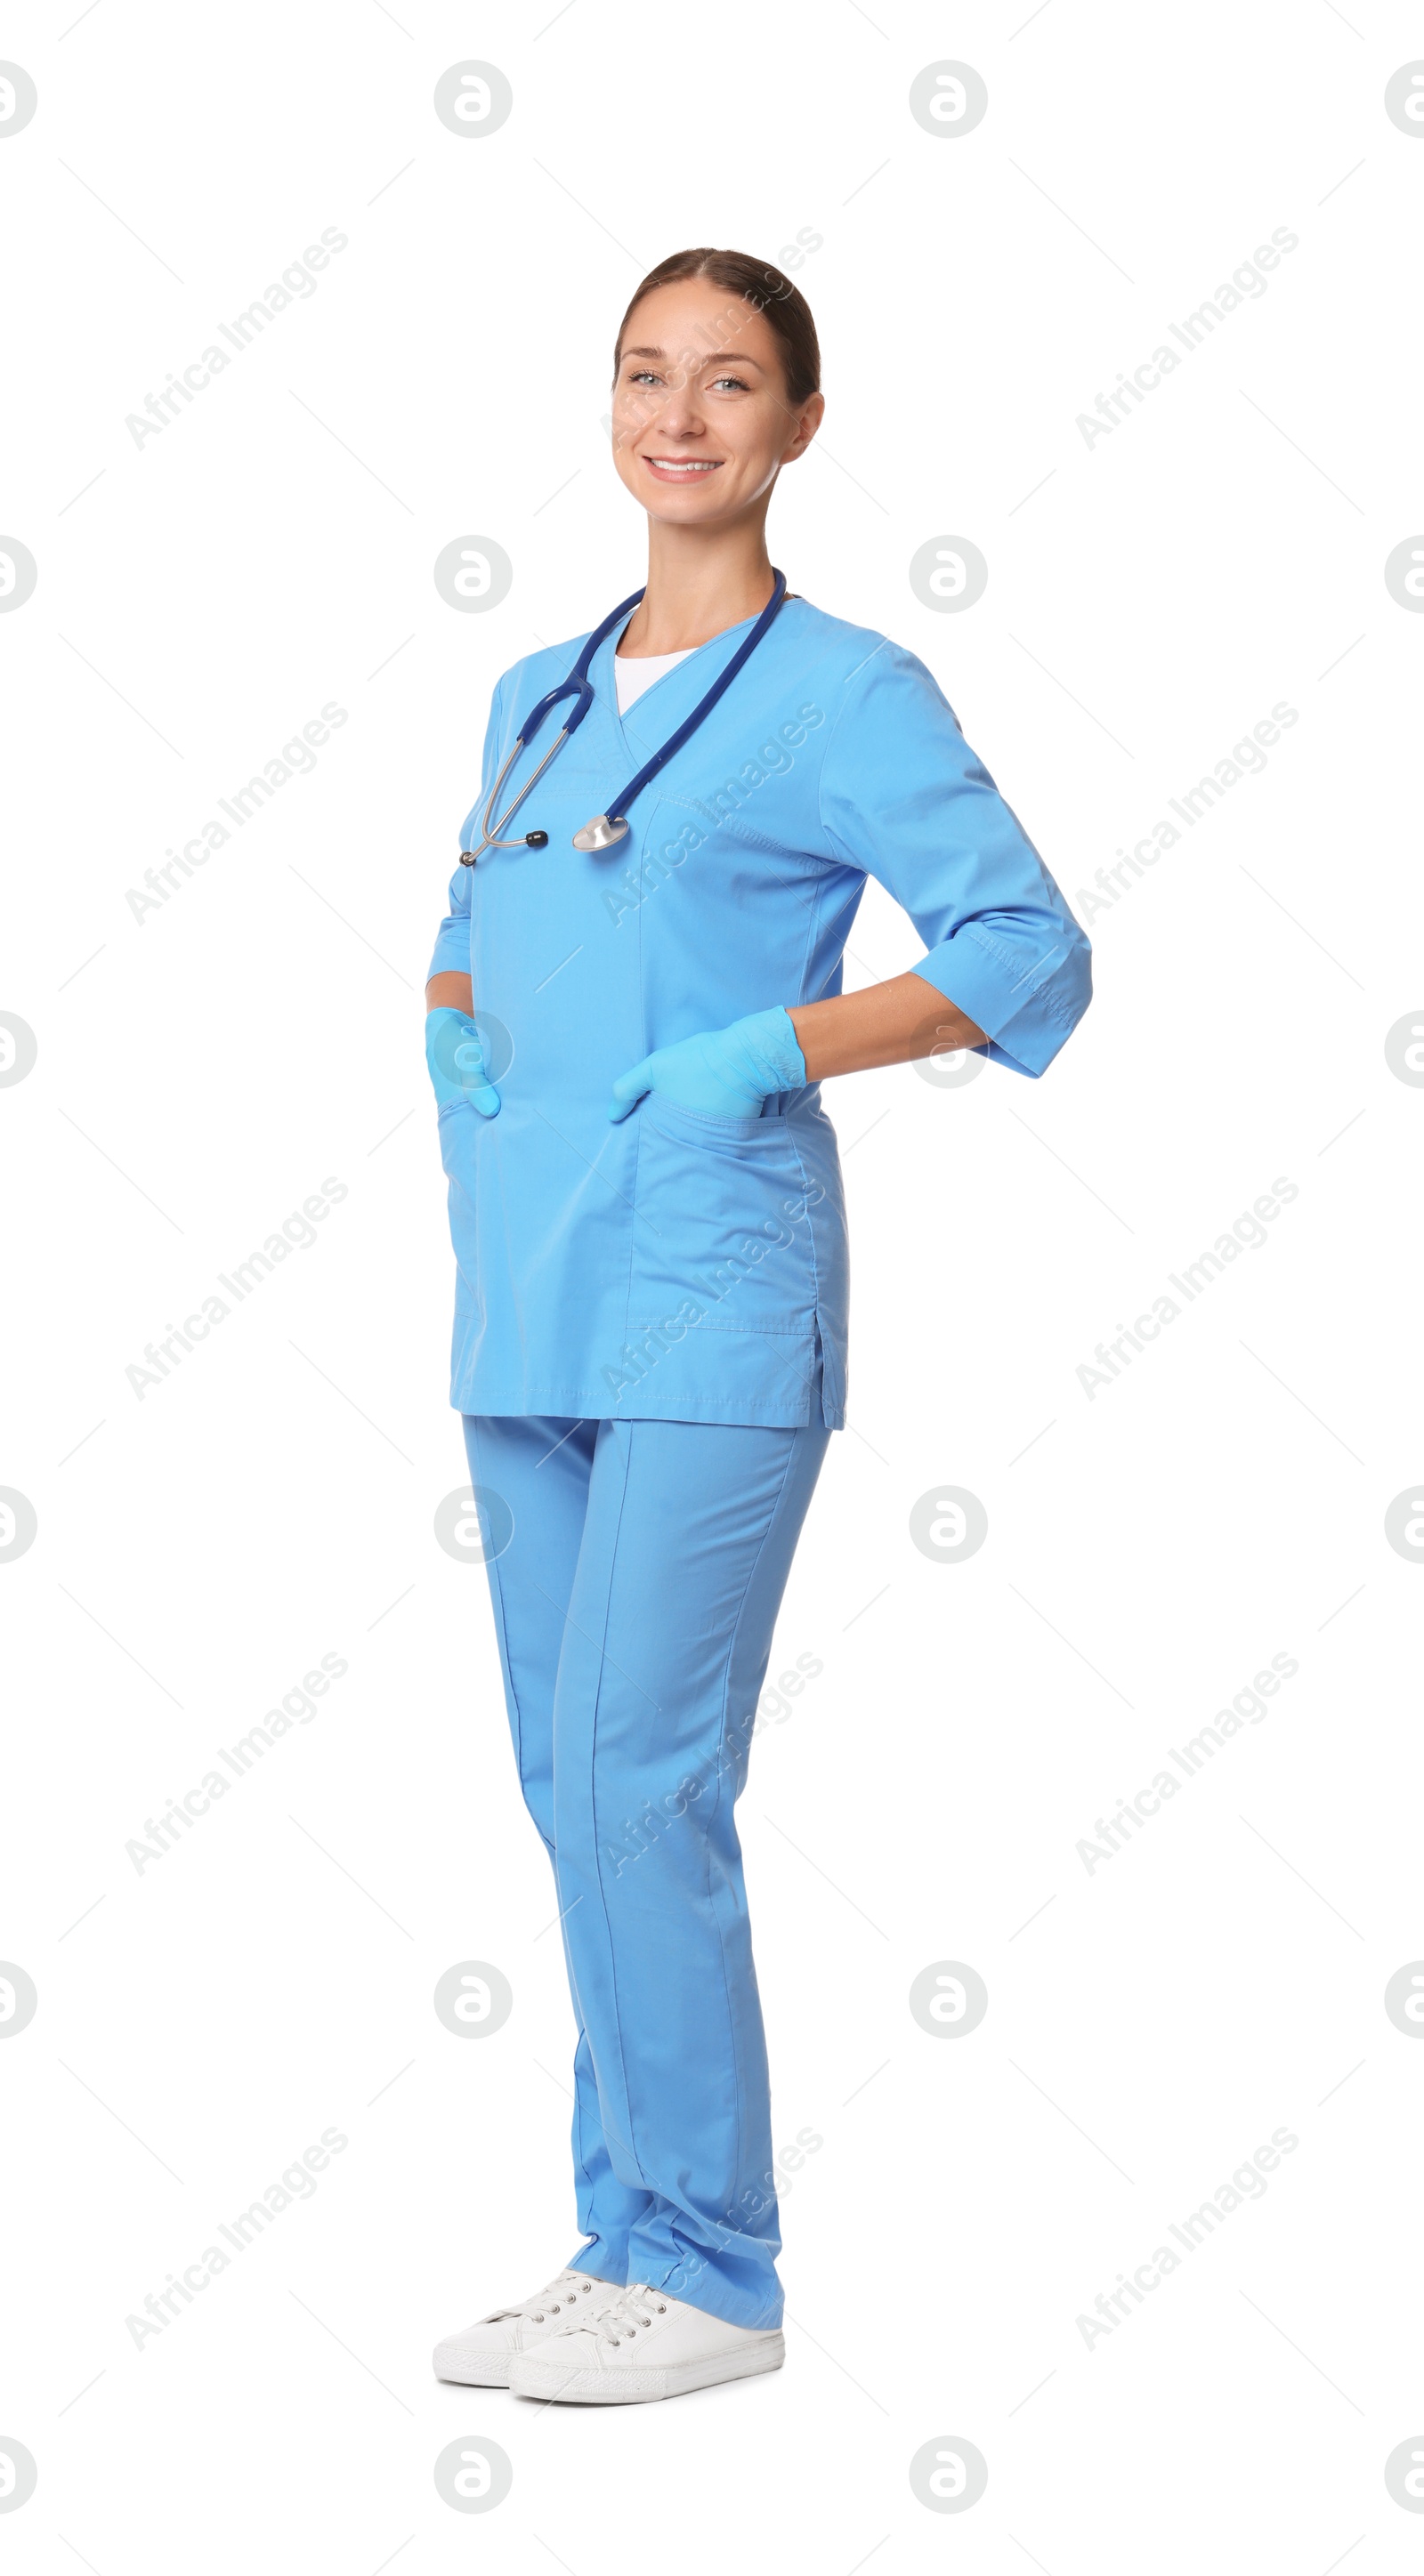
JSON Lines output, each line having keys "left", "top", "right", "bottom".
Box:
{"left": 607, "top": 1006, "right": 806, "bottom": 1123}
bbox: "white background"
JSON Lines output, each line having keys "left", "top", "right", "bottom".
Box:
{"left": 4, "top": 0, "right": 1422, "bottom": 2565}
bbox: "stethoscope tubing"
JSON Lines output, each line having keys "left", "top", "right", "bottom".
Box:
{"left": 463, "top": 587, "right": 643, "bottom": 863}
{"left": 460, "top": 571, "right": 789, "bottom": 865}
{"left": 607, "top": 570, "right": 788, "bottom": 828}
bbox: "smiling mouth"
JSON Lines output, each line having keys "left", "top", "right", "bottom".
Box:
{"left": 642, "top": 456, "right": 723, "bottom": 478}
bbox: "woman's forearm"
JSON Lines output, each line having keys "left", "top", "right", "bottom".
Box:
{"left": 789, "top": 971, "right": 985, "bottom": 1080}
{"left": 425, "top": 967, "right": 983, "bottom": 1082}
{"left": 426, "top": 973, "right": 473, "bottom": 1015}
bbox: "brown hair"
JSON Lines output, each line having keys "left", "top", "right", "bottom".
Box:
{"left": 612, "top": 247, "right": 821, "bottom": 408}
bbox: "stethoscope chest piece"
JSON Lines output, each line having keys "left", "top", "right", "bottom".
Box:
{"left": 571, "top": 813, "right": 629, "bottom": 854}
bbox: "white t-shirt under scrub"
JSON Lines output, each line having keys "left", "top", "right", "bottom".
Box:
{"left": 613, "top": 647, "right": 694, "bottom": 714}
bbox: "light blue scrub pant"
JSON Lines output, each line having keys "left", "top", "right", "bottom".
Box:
{"left": 462, "top": 1404, "right": 830, "bottom": 2331}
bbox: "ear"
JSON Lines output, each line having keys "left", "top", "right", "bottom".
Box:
{"left": 782, "top": 391, "right": 826, "bottom": 464}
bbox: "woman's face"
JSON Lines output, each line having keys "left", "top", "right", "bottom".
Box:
{"left": 611, "top": 276, "right": 823, "bottom": 525}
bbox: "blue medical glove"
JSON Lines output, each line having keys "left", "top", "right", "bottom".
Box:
{"left": 425, "top": 1007, "right": 501, "bottom": 1117}
{"left": 608, "top": 1005, "right": 806, "bottom": 1123}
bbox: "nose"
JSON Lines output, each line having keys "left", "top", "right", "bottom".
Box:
{"left": 652, "top": 354, "right": 706, "bottom": 442}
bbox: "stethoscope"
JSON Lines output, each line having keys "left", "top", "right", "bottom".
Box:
{"left": 458, "top": 569, "right": 789, "bottom": 864}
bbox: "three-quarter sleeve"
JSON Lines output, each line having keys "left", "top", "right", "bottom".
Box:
{"left": 425, "top": 674, "right": 509, "bottom": 983}
{"left": 818, "top": 642, "right": 1091, "bottom": 1077}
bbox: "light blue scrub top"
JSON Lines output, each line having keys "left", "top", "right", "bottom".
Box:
{"left": 428, "top": 596, "right": 1092, "bottom": 1430}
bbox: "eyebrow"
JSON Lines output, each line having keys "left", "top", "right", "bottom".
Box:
{"left": 621, "top": 345, "right": 765, "bottom": 368}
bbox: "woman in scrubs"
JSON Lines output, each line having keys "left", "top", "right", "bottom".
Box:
{"left": 428, "top": 247, "right": 1091, "bottom": 2406}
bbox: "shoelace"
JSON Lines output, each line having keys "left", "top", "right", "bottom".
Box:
{"left": 590, "top": 2282, "right": 669, "bottom": 2346}
{"left": 522, "top": 2270, "right": 602, "bottom": 2324}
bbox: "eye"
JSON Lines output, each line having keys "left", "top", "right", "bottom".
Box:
{"left": 708, "top": 373, "right": 749, "bottom": 392}
{"left": 625, "top": 367, "right": 662, "bottom": 388}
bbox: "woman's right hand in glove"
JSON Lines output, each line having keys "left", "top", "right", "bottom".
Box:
{"left": 425, "top": 1007, "right": 501, "bottom": 1118}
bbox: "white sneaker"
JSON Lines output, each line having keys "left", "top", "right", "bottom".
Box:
{"left": 507, "top": 2282, "right": 784, "bottom": 2405}
{"left": 433, "top": 2267, "right": 617, "bottom": 2386}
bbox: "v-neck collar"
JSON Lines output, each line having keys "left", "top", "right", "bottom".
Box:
{"left": 595, "top": 606, "right": 763, "bottom": 767}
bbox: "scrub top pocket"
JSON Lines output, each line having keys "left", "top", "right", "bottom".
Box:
{"left": 630, "top": 1097, "right": 820, "bottom": 1344}
{"left": 437, "top": 1099, "right": 481, "bottom": 1311}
